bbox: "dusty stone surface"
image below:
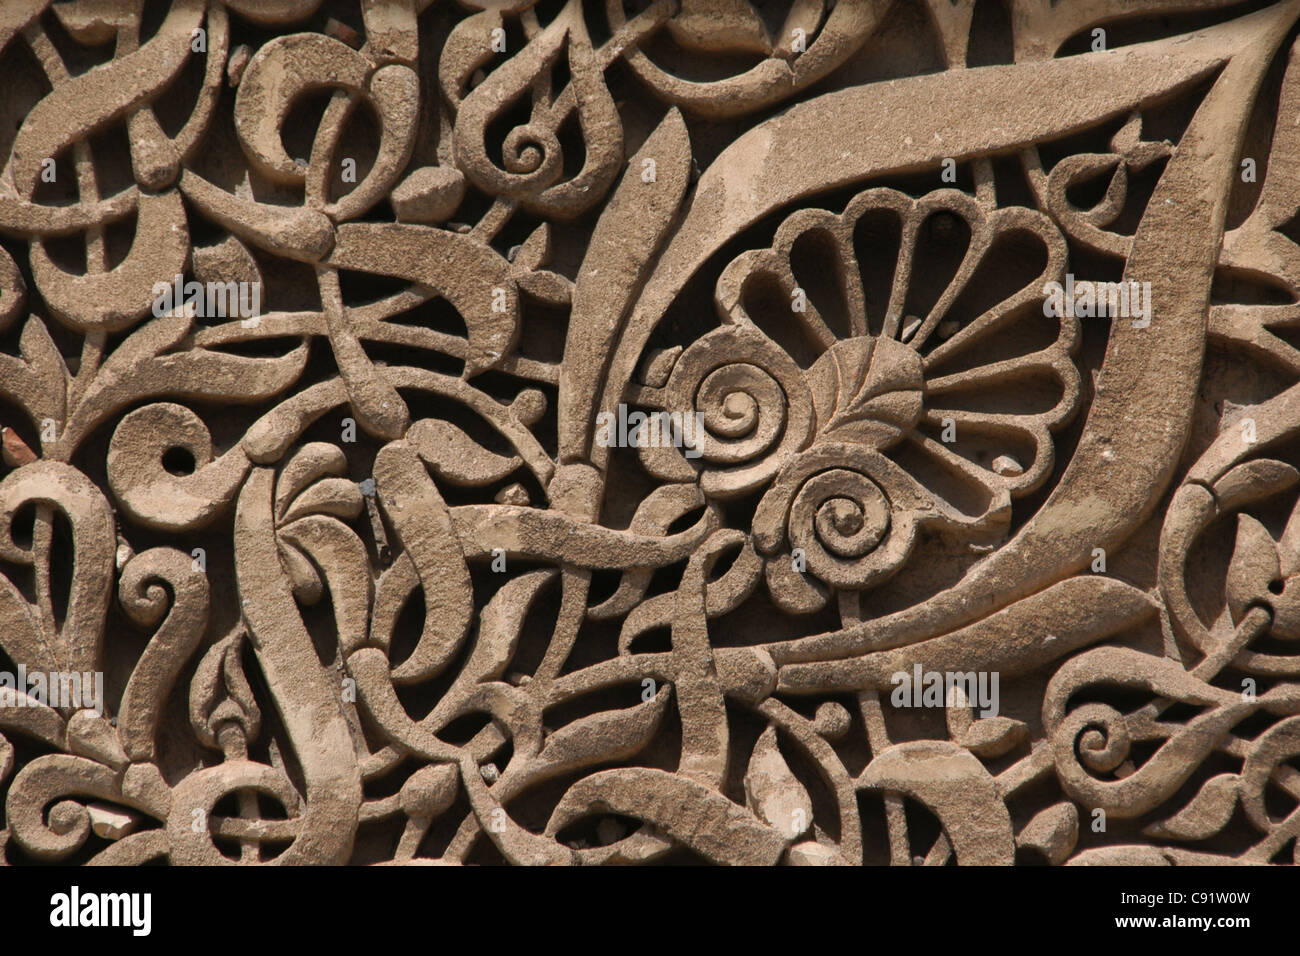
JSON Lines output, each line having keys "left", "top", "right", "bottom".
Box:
{"left": 0, "top": 0, "right": 1299, "bottom": 867}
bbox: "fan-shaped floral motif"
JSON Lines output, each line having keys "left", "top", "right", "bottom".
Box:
{"left": 652, "top": 187, "right": 1080, "bottom": 602}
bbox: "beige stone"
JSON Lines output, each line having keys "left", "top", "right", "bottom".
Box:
{"left": 1, "top": 0, "right": 1299, "bottom": 868}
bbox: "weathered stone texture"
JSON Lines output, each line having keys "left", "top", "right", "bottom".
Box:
{"left": 1, "top": 0, "right": 1299, "bottom": 865}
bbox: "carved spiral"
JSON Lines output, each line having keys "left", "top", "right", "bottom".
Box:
{"left": 107, "top": 403, "right": 250, "bottom": 533}
{"left": 664, "top": 325, "right": 813, "bottom": 498}
{"left": 696, "top": 364, "right": 786, "bottom": 463}
{"left": 793, "top": 470, "right": 890, "bottom": 558}
{"left": 754, "top": 444, "right": 923, "bottom": 592}
{"left": 7, "top": 755, "right": 120, "bottom": 861}
{"left": 788, "top": 468, "right": 902, "bottom": 588}
{"left": 1065, "top": 703, "right": 1131, "bottom": 775}
{"left": 501, "top": 124, "right": 563, "bottom": 184}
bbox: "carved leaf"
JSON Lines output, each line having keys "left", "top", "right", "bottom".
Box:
{"left": 188, "top": 631, "right": 261, "bottom": 750}
{"left": 407, "top": 419, "right": 521, "bottom": 487}
{"left": 807, "top": 337, "right": 923, "bottom": 448}
{"left": 533, "top": 684, "right": 672, "bottom": 779}
{"left": 1016, "top": 802, "right": 1078, "bottom": 865}
{"left": 744, "top": 725, "right": 813, "bottom": 840}
{"left": 546, "top": 767, "right": 787, "bottom": 866}
{"left": 458, "top": 570, "right": 557, "bottom": 687}
{"left": 1226, "top": 514, "right": 1280, "bottom": 625}
{"left": 1144, "top": 774, "right": 1240, "bottom": 842}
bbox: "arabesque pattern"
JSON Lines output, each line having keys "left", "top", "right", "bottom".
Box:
{"left": 2, "top": 0, "right": 1300, "bottom": 865}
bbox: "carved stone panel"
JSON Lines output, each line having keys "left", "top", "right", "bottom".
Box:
{"left": 2, "top": 0, "right": 1300, "bottom": 866}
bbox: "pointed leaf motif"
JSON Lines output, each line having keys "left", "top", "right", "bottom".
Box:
{"left": 328, "top": 224, "right": 519, "bottom": 378}
{"left": 275, "top": 447, "right": 363, "bottom": 523}
{"left": 188, "top": 630, "right": 261, "bottom": 750}
{"left": 457, "top": 570, "right": 557, "bottom": 687}
{"left": 274, "top": 443, "right": 350, "bottom": 521}
{"left": 744, "top": 725, "right": 813, "bottom": 840}
{"left": 407, "top": 419, "right": 520, "bottom": 487}
{"left": 510, "top": 223, "right": 574, "bottom": 306}
{"left": 0, "top": 461, "right": 114, "bottom": 677}
{"left": 1226, "top": 514, "right": 1280, "bottom": 625}
{"left": 271, "top": 445, "right": 373, "bottom": 658}
{"left": 807, "top": 337, "right": 924, "bottom": 448}
{"left": 562, "top": 107, "right": 692, "bottom": 464}
{"left": 1016, "top": 802, "right": 1078, "bottom": 866}
{"left": 958, "top": 716, "right": 1029, "bottom": 758}
{"left": 64, "top": 312, "right": 308, "bottom": 454}
{"left": 1144, "top": 774, "right": 1240, "bottom": 842}
{"left": 452, "top": 0, "right": 621, "bottom": 218}
{"left": 1225, "top": 503, "right": 1300, "bottom": 641}
{"left": 546, "top": 767, "right": 787, "bottom": 866}
{"left": 281, "top": 478, "right": 364, "bottom": 525}
{"left": 533, "top": 684, "right": 673, "bottom": 779}
{"left": 17, "top": 316, "right": 69, "bottom": 427}
{"left": 271, "top": 443, "right": 356, "bottom": 607}
{"left": 373, "top": 442, "right": 473, "bottom": 682}
{"left": 0, "top": 316, "right": 69, "bottom": 444}
{"left": 277, "top": 514, "right": 373, "bottom": 655}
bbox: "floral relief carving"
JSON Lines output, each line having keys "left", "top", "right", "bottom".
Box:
{"left": 0, "top": 0, "right": 1299, "bottom": 868}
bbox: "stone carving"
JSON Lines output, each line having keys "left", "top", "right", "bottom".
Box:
{"left": 0, "top": 0, "right": 1299, "bottom": 866}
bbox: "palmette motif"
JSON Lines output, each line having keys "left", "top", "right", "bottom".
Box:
{"left": 1, "top": 0, "right": 1300, "bottom": 866}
